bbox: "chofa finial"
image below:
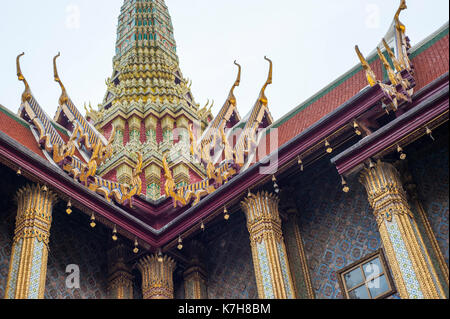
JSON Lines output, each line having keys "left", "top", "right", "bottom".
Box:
{"left": 53, "top": 52, "right": 69, "bottom": 105}
{"left": 16, "top": 52, "right": 32, "bottom": 103}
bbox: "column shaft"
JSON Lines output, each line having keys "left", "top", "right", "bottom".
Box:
{"left": 5, "top": 184, "right": 57, "bottom": 299}
{"left": 241, "top": 191, "right": 295, "bottom": 299}
{"left": 360, "top": 161, "right": 445, "bottom": 299}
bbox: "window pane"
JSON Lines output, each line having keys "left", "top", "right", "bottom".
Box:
{"left": 348, "top": 285, "right": 370, "bottom": 299}
{"left": 344, "top": 268, "right": 364, "bottom": 289}
{"left": 367, "top": 275, "right": 390, "bottom": 298}
{"left": 363, "top": 258, "right": 383, "bottom": 280}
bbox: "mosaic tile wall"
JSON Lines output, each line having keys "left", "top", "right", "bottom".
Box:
{"left": 0, "top": 218, "right": 13, "bottom": 299}
{"left": 205, "top": 216, "right": 258, "bottom": 299}
{"left": 293, "top": 166, "right": 385, "bottom": 299}
{"left": 44, "top": 206, "right": 110, "bottom": 299}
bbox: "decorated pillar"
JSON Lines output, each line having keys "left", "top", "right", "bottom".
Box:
{"left": 112, "top": 117, "right": 126, "bottom": 147}
{"left": 173, "top": 164, "right": 190, "bottom": 188}
{"left": 117, "top": 164, "right": 133, "bottom": 185}
{"left": 145, "top": 164, "right": 161, "bottom": 201}
{"left": 128, "top": 115, "right": 142, "bottom": 144}
{"left": 138, "top": 254, "right": 176, "bottom": 299}
{"left": 241, "top": 191, "right": 295, "bottom": 299}
{"left": 184, "top": 240, "right": 208, "bottom": 299}
{"left": 145, "top": 115, "right": 157, "bottom": 146}
{"left": 5, "top": 184, "right": 57, "bottom": 299}
{"left": 360, "top": 161, "right": 446, "bottom": 299}
{"left": 176, "top": 116, "right": 190, "bottom": 144}
{"left": 279, "top": 195, "right": 315, "bottom": 299}
{"left": 161, "top": 116, "right": 175, "bottom": 144}
{"left": 107, "top": 243, "right": 134, "bottom": 299}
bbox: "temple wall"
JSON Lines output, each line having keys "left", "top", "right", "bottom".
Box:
{"left": 205, "top": 217, "right": 258, "bottom": 299}
{"left": 44, "top": 208, "right": 109, "bottom": 299}
{"left": 293, "top": 168, "right": 384, "bottom": 299}
{"left": 0, "top": 218, "right": 13, "bottom": 298}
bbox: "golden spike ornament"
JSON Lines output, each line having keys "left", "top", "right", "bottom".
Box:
{"left": 228, "top": 61, "right": 241, "bottom": 107}
{"left": 355, "top": 46, "right": 377, "bottom": 87}
{"left": 16, "top": 53, "right": 32, "bottom": 103}
{"left": 377, "top": 47, "right": 398, "bottom": 86}
{"left": 53, "top": 52, "right": 69, "bottom": 106}
{"left": 258, "top": 56, "right": 273, "bottom": 106}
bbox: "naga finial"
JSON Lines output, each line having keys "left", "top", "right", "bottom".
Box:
{"left": 227, "top": 61, "right": 241, "bottom": 106}
{"left": 259, "top": 56, "right": 273, "bottom": 106}
{"left": 53, "top": 52, "right": 69, "bottom": 105}
{"left": 16, "top": 52, "right": 32, "bottom": 103}
{"left": 355, "top": 46, "right": 377, "bottom": 87}
{"left": 394, "top": 0, "right": 407, "bottom": 32}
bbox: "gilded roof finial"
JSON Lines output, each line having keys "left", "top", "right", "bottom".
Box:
{"left": 227, "top": 61, "right": 241, "bottom": 106}
{"left": 259, "top": 56, "right": 273, "bottom": 106}
{"left": 355, "top": 46, "right": 377, "bottom": 87}
{"left": 394, "top": 0, "right": 407, "bottom": 33}
{"left": 53, "top": 52, "right": 69, "bottom": 105}
{"left": 16, "top": 52, "right": 32, "bottom": 103}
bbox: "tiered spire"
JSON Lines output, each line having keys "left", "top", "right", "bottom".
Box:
{"left": 87, "top": 0, "right": 212, "bottom": 201}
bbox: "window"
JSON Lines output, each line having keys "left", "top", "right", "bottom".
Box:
{"left": 338, "top": 250, "right": 396, "bottom": 299}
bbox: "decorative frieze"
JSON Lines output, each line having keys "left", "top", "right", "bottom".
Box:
{"left": 241, "top": 191, "right": 295, "bottom": 299}
{"left": 117, "top": 163, "right": 133, "bottom": 185}
{"left": 360, "top": 160, "right": 446, "bottom": 299}
{"left": 5, "top": 184, "right": 57, "bottom": 299}
{"left": 145, "top": 164, "right": 161, "bottom": 201}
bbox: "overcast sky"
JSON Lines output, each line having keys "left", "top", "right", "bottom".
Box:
{"left": 0, "top": 0, "right": 448, "bottom": 122}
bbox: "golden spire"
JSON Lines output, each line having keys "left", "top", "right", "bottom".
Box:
{"left": 227, "top": 61, "right": 241, "bottom": 107}
{"left": 16, "top": 53, "right": 32, "bottom": 103}
{"left": 355, "top": 46, "right": 377, "bottom": 87}
{"left": 53, "top": 52, "right": 69, "bottom": 106}
{"left": 259, "top": 56, "right": 273, "bottom": 106}
{"left": 394, "top": 0, "right": 407, "bottom": 33}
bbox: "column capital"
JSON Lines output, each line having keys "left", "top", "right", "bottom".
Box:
{"left": 14, "top": 184, "right": 58, "bottom": 246}
{"left": 359, "top": 160, "right": 412, "bottom": 224}
{"left": 138, "top": 254, "right": 176, "bottom": 299}
{"left": 241, "top": 191, "right": 282, "bottom": 243}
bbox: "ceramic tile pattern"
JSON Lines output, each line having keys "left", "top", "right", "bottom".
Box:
{"left": 206, "top": 218, "right": 258, "bottom": 299}
{"left": 44, "top": 208, "right": 109, "bottom": 299}
{"left": 294, "top": 167, "right": 384, "bottom": 299}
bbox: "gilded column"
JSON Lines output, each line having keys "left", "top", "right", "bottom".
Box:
{"left": 107, "top": 243, "right": 134, "bottom": 299}
{"left": 184, "top": 240, "right": 208, "bottom": 299}
{"left": 137, "top": 254, "right": 176, "bottom": 299}
{"left": 401, "top": 167, "right": 449, "bottom": 296}
{"left": 241, "top": 191, "right": 295, "bottom": 299}
{"left": 5, "top": 184, "right": 57, "bottom": 299}
{"left": 360, "top": 161, "right": 446, "bottom": 299}
{"left": 279, "top": 194, "right": 315, "bottom": 299}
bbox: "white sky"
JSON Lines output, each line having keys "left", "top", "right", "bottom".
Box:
{"left": 0, "top": 0, "right": 448, "bottom": 122}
